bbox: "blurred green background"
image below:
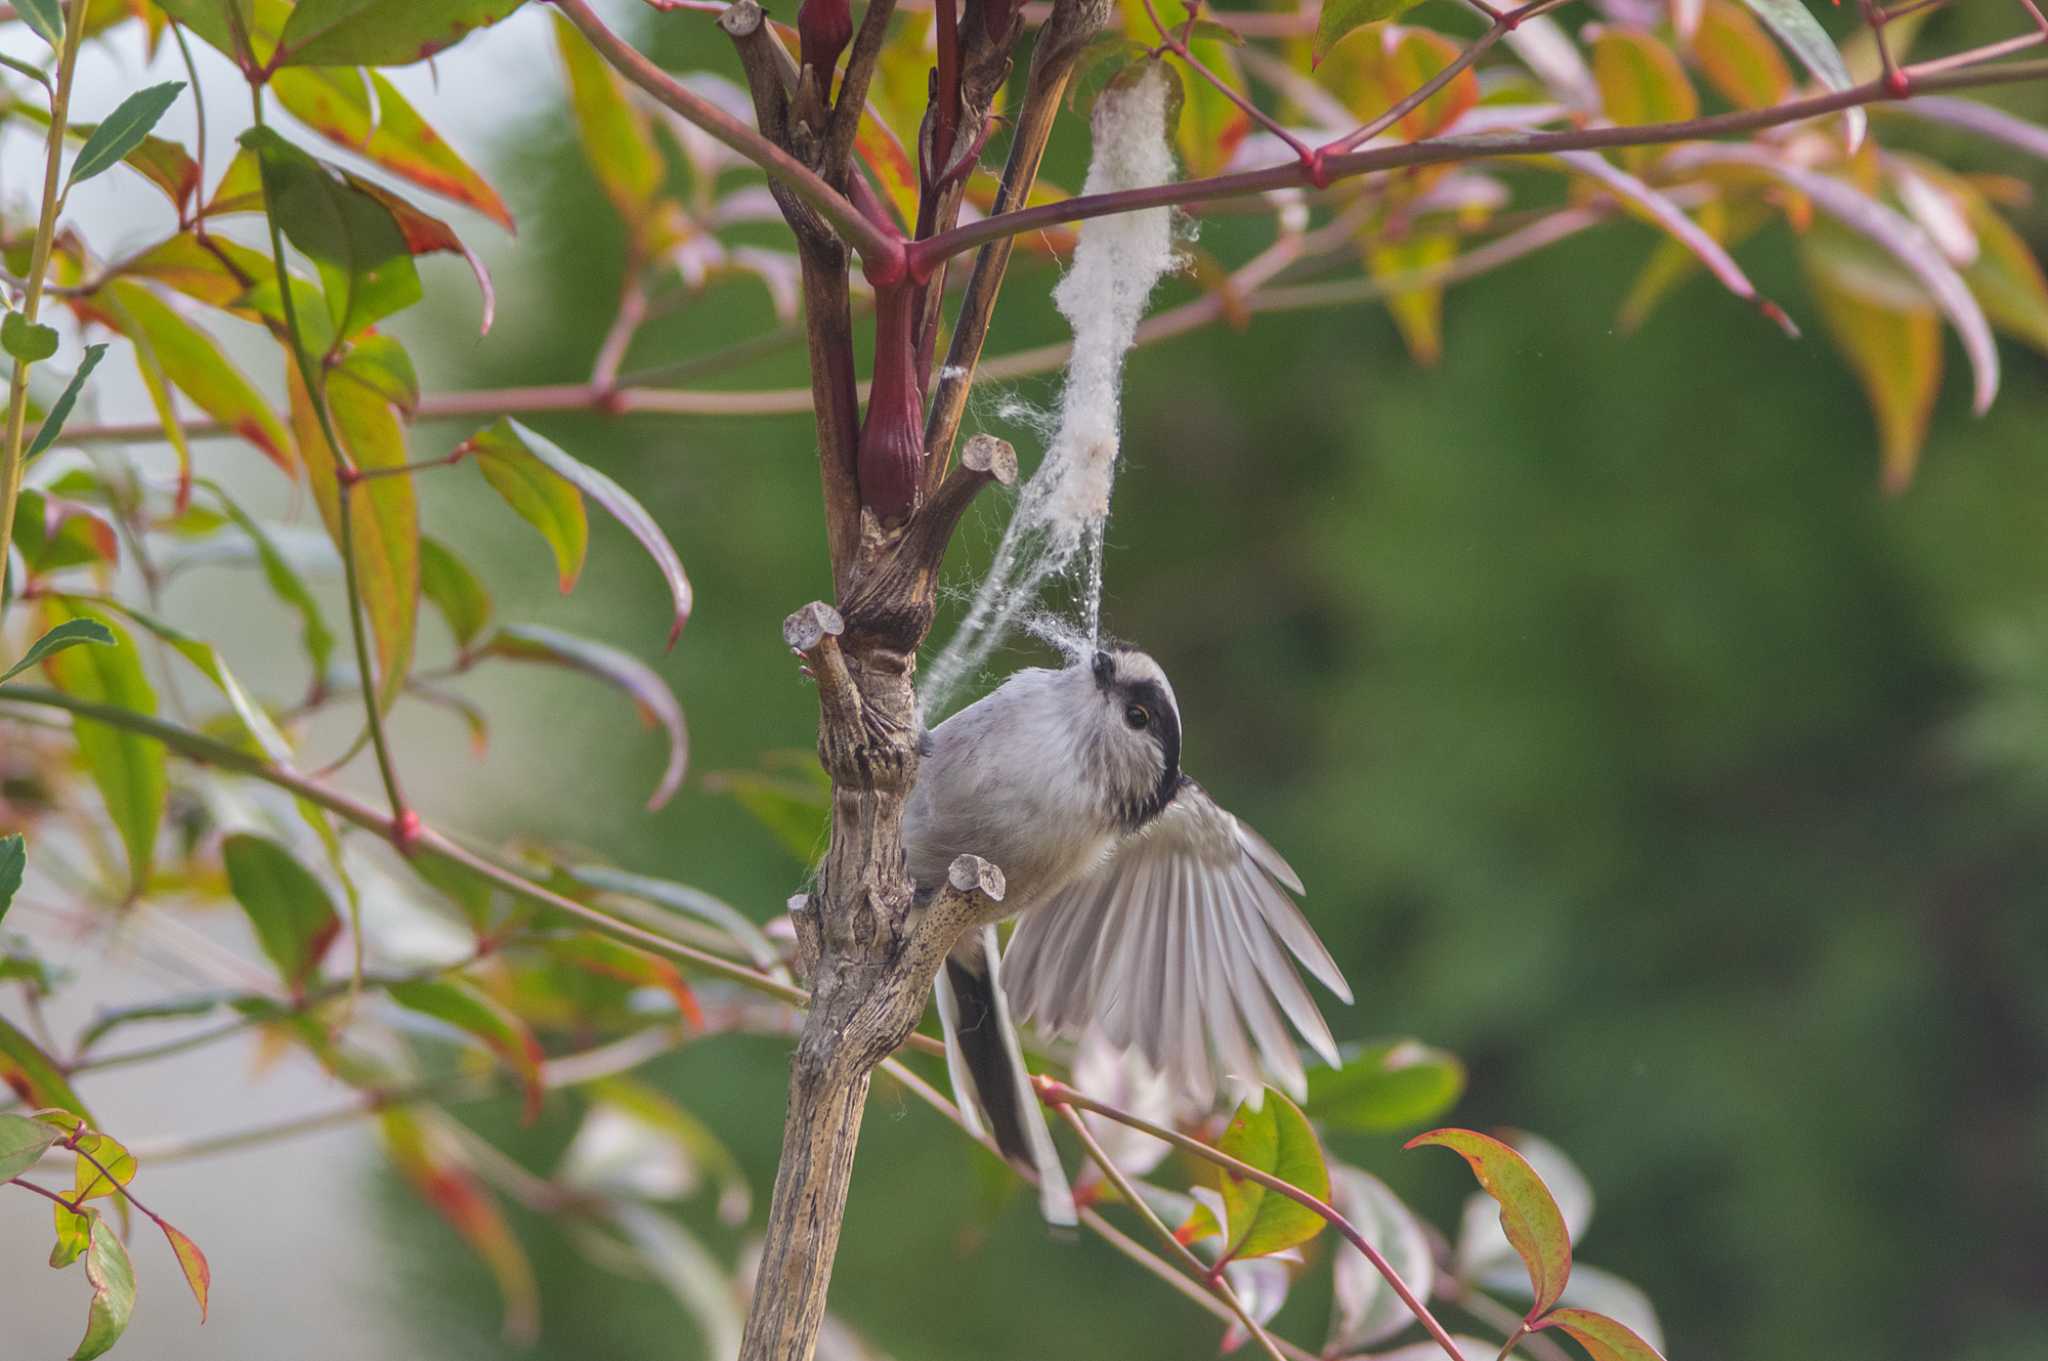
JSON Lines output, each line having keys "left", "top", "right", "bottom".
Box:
{"left": 377, "top": 8, "right": 2048, "bottom": 1359}
{"left": 5, "top": 3, "right": 2045, "bottom": 1359}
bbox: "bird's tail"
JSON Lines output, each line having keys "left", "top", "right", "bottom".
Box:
{"left": 934, "top": 926, "right": 1077, "bottom": 1227}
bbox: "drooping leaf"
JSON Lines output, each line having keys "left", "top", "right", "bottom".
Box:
{"left": 1366, "top": 231, "right": 1455, "bottom": 365}
{"left": 1312, "top": 0, "right": 1420, "bottom": 65}
{"left": 272, "top": 65, "right": 513, "bottom": 231}
{"left": 543, "top": 933, "right": 702, "bottom": 1030}
{"left": 561, "top": 864, "right": 784, "bottom": 974}
{"left": 221, "top": 832, "right": 342, "bottom": 994}
{"left": 388, "top": 977, "right": 546, "bottom": 1122}
{"left": 71, "top": 1214, "right": 136, "bottom": 1361}
{"left": 120, "top": 232, "right": 270, "bottom": 310}
{"left": 465, "top": 429, "right": 588, "bottom": 593}
{"left": 159, "top": 1220, "right": 211, "bottom": 1321}
{"left": 0, "top": 1110, "right": 63, "bottom": 1180}
{"left": 1739, "top": 0, "right": 1862, "bottom": 149}
{"left": 1327, "top": 1166, "right": 1436, "bottom": 1352}
{"left": 97, "top": 280, "right": 295, "bottom": 472}
{"left": 273, "top": 0, "right": 524, "bottom": 68}
{"left": 67, "top": 81, "right": 185, "bottom": 189}
{"left": 241, "top": 126, "right": 421, "bottom": 344}
{"left": 609, "top": 1202, "right": 743, "bottom": 1359}
{"left": 1455, "top": 1131, "right": 1594, "bottom": 1280}
{"left": 1536, "top": 1308, "right": 1668, "bottom": 1361}
{"left": 3, "top": 312, "right": 59, "bottom": 361}
{"left": 1406, "top": 1128, "right": 1572, "bottom": 1315}
{"left": 1215, "top": 1089, "right": 1332, "bottom": 1260}
{"left": 0, "top": 1016, "right": 90, "bottom": 1118}
{"left": 338, "top": 172, "right": 495, "bottom": 333}
{"left": 40, "top": 603, "right": 164, "bottom": 893}
{"left": 553, "top": 11, "right": 664, "bottom": 228}
{"left": 27, "top": 342, "right": 108, "bottom": 457}
{"left": 379, "top": 1107, "right": 539, "bottom": 1344}
{"left": 2, "top": 617, "right": 113, "bottom": 685}
{"left": 1690, "top": 0, "right": 1791, "bottom": 109}
{"left": 1306, "top": 1038, "right": 1466, "bottom": 1132}
{"left": 483, "top": 624, "right": 687, "bottom": 811}
{"left": 459, "top": 418, "right": 690, "bottom": 647}
{"left": 1804, "top": 240, "right": 1941, "bottom": 492}
{"left": 287, "top": 355, "right": 419, "bottom": 713}
{"left": 419, "top": 536, "right": 493, "bottom": 652}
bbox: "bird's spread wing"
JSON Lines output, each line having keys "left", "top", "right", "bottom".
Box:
{"left": 1001, "top": 781, "right": 1352, "bottom": 1107}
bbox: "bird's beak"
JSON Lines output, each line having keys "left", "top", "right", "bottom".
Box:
{"left": 1090, "top": 651, "right": 1115, "bottom": 690}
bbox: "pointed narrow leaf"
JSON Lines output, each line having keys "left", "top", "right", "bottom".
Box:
{"left": 379, "top": 1108, "right": 539, "bottom": 1343}
{"left": 67, "top": 81, "right": 184, "bottom": 189}
{"left": 27, "top": 343, "right": 108, "bottom": 458}
{"left": 17, "top": 0, "right": 64, "bottom": 47}
{"left": 76, "top": 597, "right": 291, "bottom": 760}
{"left": 1959, "top": 195, "right": 2048, "bottom": 358}
{"left": 459, "top": 418, "right": 690, "bottom": 646}
{"left": 1215, "top": 1089, "right": 1332, "bottom": 1259}
{"left": 484, "top": 624, "right": 686, "bottom": 810}
{"left": 0, "top": 1018, "right": 90, "bottom": 1117}
{"left": 419, "top": 537, "right": 493, "bottom": 651}
{"left": 41, "top": 604, "right": 164, "bottom": 892}
{"left": 553, "top": 11, "right": 664, "bottom": 226}
{"left": 1537, "top": 1308, "right": 1668, "bottom": 1361}
{"left": 1739, "top": 0, "right": 1862, "bottom": 149}
{"left": 98, "top": 280, "right": 294, "bottom": 471}
{"left": 2, "top": 618, "right": 113, "bottom": 685}
{"left": 1367, "top": 233, "right": 1455, "bottom": 365}
{"left": 222, "top": 833, "right": 342, "bottom": 993}
{"left": 1306, "top": 1039, "right": 1466, "bottom": 1132}
{"left": 1804, "top": 245, "right": 1941, "bottom": 492}
{"left": 1406, "top": 1128, "right": 1572, "bottom": 1315}
{"left": 465, "top": 428, "right": 588, "bottom": 592}
{"left": 544, "top": 934, "right": 703, "bottom": 1029}
{"left": 72, "top": 1215, "right": 136, "bottom": 1361}
{"left": 242, "top": 126, "right": 420, "bottom": 343}
{"left": 388, "top": 978, "right": 545, "bottom": 1120}
{"left": 0, "top": 1110, "right": 62, "bottom": 1180}
{"left": 339, "top": 173, "right": 495, "bottom": 333}
{"left": 562, "top": 864, "right": 783, "bottom": 973}
{"left": 274, "top": 0, "right": 524, "bottom": 67}
{"left": 159, "top": 1220, "right": 210, "bottom": 1321}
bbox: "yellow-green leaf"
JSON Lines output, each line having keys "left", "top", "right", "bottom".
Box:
{"left": 0, "top": 1019, "right": 90, "bottom": 1118}
{"left": 1306, "top": 1038, "right": 1467, "bottom": 1132}
{"left": 553, "top": 12, "right": 664, "bottom": 230}
{"left": 1804, "top": 244, "right": 1941, "bottom": 493}
{"left": 419, "top": 536, "right": 493, "bottom": 652}
{"left": 1313, "top": 0, "right": 1421, "bottom": 65}
{"left": 97, "top": 279, "right": 294, "bottom": 472}
{"left": 1594, "top": 28, "right": 1698, "bottom": 127}
{"left": 1216, "top": 1090, "right": 1331, "bottom": 1260}
{"left": 1380, "top": 26, "right": 1478, "bottom": 142}
{"left": 0, "top": 1110, "right": 62, "bottom": 1180}
{"left": 71, "top": 1214, "right": 136, "bottom": 1361}
{"left": 1537, "top": 1307, "right": 1668, "bottom": 1361}
{"left": 1407, "top": 1127, "right": 1573, "bottom": 1315}
{"left": 1367, "top": 231, "right": 1456, "bottom": 366}
{"left": 40, "top": 603, "right": 164, "bottom": 893}
{"left": 467, "top": 429, "right": 589, "bottom": 593}
{"left": 1690, "top": 0, "right": 1791, "bottom": 110}
{"left": 273, "top": 0, "right": 523, "bottom": 68}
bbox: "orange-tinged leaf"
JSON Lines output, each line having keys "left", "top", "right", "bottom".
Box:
{"left": 1593, "top": 28, "right": 1699, "bottom": 126}
{"left": 1380, "top": 27, "right": 1478, "bottom": 141}
{"left": 388, "top": 978, "right": 546, "bottom": 1122}
{"left": 380, "top": 1108, "right": 539, "bottom": 1344}
{"left": 119, "top": 232, "right": 270, "bottom": 313}
{"left": 1407, "top": 1127, "right": 1573, "bottom": 1316}
{"left": 545, "top": 934, "right": 704, "bottom": 1029}
{"left": 1537, "top": 1308, "right": 1668, "bottom": 1361}
{"left": 1691, "top": 0, "right": 1792, "bottom": 110}
{"left": 339, "top": 172, "right": 495, "bottom": 333}
{"left": 202, "top": 146, "right": 264, "bottom": 218}
{"left": 273, "top": 66, "right": 513, "bottom": 231}
{"left": 0, "top": 1018, "right": 91, "bottom": 1119}
{"left": 1804, "top": 243, "right": 1941, "bottom": 493}
{"left": 159, "top": 1220, "right": 210, "bottom": 1322}
{"left": 854, "top": 109, "right": 918, "bottom": 233}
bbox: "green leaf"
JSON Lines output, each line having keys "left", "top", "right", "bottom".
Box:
{"left": 1537, "top": 1308, "right": 1668, "bottom": 1361}
{"left": 40, "top": 604, "right": 164, "bottom": 893}
{"left": 419, "top": 537, "right": 493, "bottom": 651}
{"left": 51, "top": 1201, "right": 91, "bottom": 1268}
{"left": 1406, "top": 1127, "right": 1573, "bottom": 1314}
{"left": 484, "top": 624, "right": 686, "bottom": 810}
{"left": 12, "top": 489, "right": 119, "bottom": 576}
{"left": 335, "top": 334, "right": 419, "bottom": 414}
{"left": 222, "top": 833, "right": 342, "bottom": 993}
{"left": 27, "top": 342, "right": 108, "bottom": 457}
{"left": 1739, "top": 0, "right": 1862, "bottom": 148}
{"left": 40, "top": 1116, "right": 135, "bottom": 1203}
{"left": 543, "top": 933, "right": 701, "bottom": 1028}
{"left": 203, "top": 481, "right": 337, "bottom": 681}
{"left": 1306, "top": 1039, "right": 1466, "bottom": 1132}
{"left": 1312, "top": 0, "right": 1419, "bottom": 65}
{"left": 17, "top": 0, "right": 64, "bottom": 48}
{"left": 99, "top": 280, "right": 294, "bottom": 471}
{"left": 274, "top": 0, "right": 524, "bottom": 68}
{"left": 0, "top": 1016, "right": 90, "bottom": 1117}
{"left": 466, "top": 425, "right": 588, "bottom": 593}
{"left": 71, "top": 1215, "right": 136, "bottom": 1361}
{"left": 1215, "top": 1090, "right": 1331, "bottom": 1260}
{"left": 0, "top": 833, "right": 22, "bottom": 925}
{"left": 702, "top": 769, "right": 828, "bottom": 865}
{"left": 159, "top": 1220, "right": 211, "bottom": 1321}
{"left": 0, "top": 1110, "right": 62, "bottom": 1180}
{"left": 460, "top": 418, "right": 691, "bottom": 647}
{"left": 74, "top": 596, "right": 291, "bottom": 760}
{"left": 387, "top": 977, "right": 546, "bottom": 1121}
{"left": 67, "top": 81, "right": 185, "bottom": 189}
{"left": 3, "top": 312, "right": 59, "bottom": 361}
{"left": 552, "top": 11, "right": 664, "bottom": 227}
{"left": 241, "top": 126, "right": 420, "bottom": 343}
{"left": 2, "top": 617, "right": 113, "bottom": 685}
{"left": 272, "top": 66, "right": 513, "bottom": 231}
{"left": 74, "top": 994, "right": 233, "bottom": 1054}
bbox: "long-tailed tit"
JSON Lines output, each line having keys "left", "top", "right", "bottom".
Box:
{"left": 909, "top": 646, "right": 1353, "bottom": 1224}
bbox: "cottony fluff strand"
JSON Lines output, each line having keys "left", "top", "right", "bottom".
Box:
{"left": 922, "top": 67, "right": 1179, "bottom": 720}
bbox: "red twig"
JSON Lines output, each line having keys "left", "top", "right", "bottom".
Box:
{"left": 1140, "top": 0, "right": 1317, "bottom": 169}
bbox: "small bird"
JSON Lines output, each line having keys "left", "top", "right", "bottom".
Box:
{"left": 906, "top": 646, "right": 1353, "bottom": 1224}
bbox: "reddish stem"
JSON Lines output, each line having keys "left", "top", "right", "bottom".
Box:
{"left": 856, "top": 284, "right": 926, "bottom": 519}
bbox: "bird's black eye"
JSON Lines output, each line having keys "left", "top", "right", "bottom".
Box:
{"left": 1124, "top": 704, "right": 1150, "bottom": 730}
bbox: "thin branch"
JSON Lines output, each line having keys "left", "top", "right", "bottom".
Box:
{"left": 1039, "top": 1078, "right": 1468, "bottom": 1361}
{"left": 820, "top": 0, "right": 903, "bottom": 193}
{"left": 553, "top": 0, "right": 907, "bottom": 277}
{"left": 908, "top": 52, "right": 2048, "bottom": 274}
{"left": 1141, "top": 0, "right": 1314, "bottom": 167}
{"left": 8, "top": 1178, "right": 87, "bottom": 1215}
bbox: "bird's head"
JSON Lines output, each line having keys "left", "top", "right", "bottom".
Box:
{"left": 1078, "top": 645, "right": 1183, "bottom": 829}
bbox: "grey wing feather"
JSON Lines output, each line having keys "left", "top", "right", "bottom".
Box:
{"left": 1002, "top": 781, "right": 1352, "bottom": 1104}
